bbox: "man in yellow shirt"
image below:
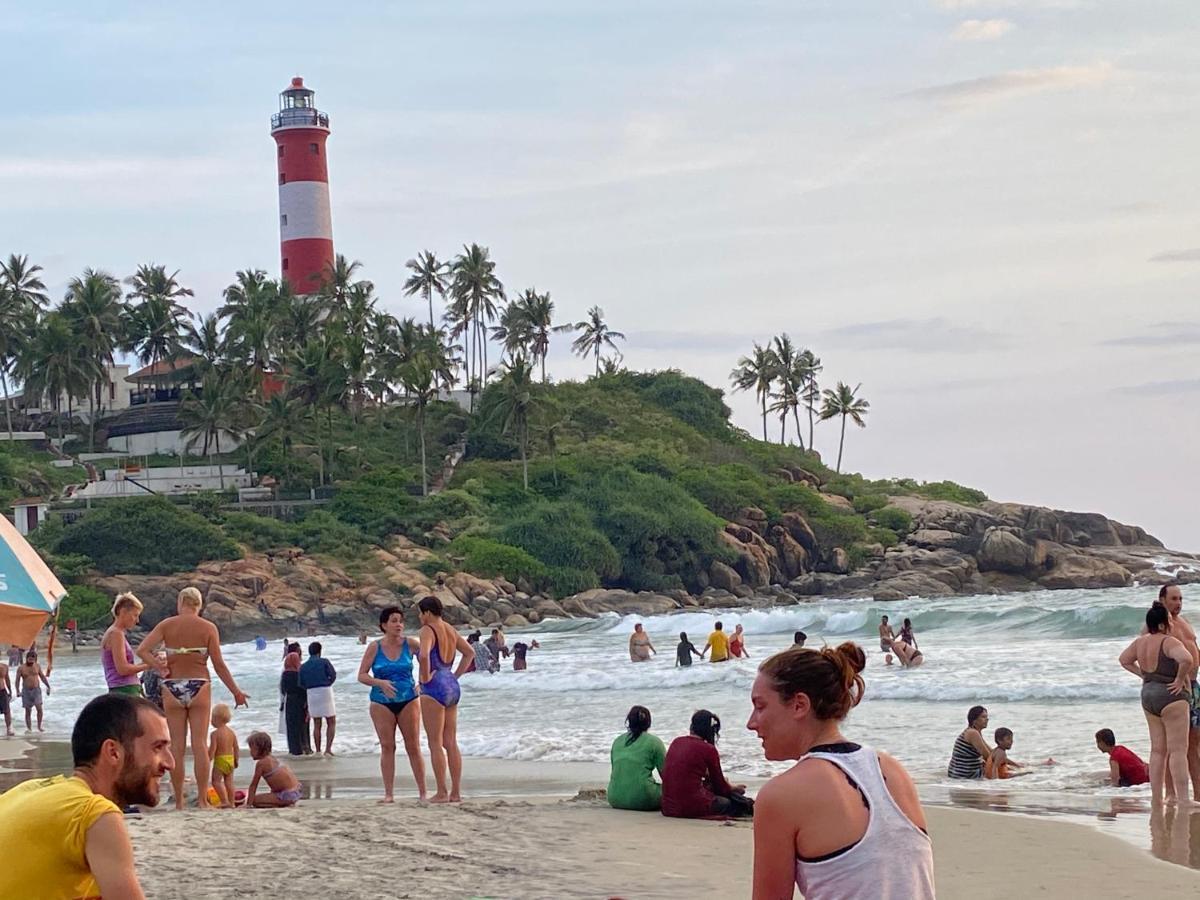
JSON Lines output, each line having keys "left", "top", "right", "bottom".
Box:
{"left": 702, "top": 621, "right": 731, "bottom": 662}
{"left": 0, "top": 692, "right": 172, "bottom": 899}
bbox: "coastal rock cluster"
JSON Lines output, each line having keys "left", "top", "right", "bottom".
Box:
{"left": 88, "top": 499, "right": 1198, "bottom": 640}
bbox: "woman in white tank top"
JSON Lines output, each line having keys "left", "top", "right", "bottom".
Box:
{"left": 747, "top": 642, "right": 935, "bottom": 899}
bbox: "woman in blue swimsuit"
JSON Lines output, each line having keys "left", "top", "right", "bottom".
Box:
{"left": 357, "top": 606, "right": 427, "bottom": 803}
{"left": 417, "top": 596, "right": 475, "bottom": 803}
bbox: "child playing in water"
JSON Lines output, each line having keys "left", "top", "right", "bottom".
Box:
{"left": 207, "top": 703, "right": 239, "bottom": 808}
{"left": 987, "top": 727, "right": 1030, "bottom": 779}
{"left": 245, "top": 731, "right": 302, "bottom": 807}
{"left": 1095, "top": 728, "right": 1149, "bottom": 787}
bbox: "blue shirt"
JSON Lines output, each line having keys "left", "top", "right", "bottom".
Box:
{"left": 299, "top": 655, "right": 336, "bottom": 689}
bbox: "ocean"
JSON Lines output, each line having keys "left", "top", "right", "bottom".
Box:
{"left": 35, "top": 584, "right": 1176, "bottom": 805}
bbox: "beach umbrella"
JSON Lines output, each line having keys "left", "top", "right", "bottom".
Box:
{"left": 0, "top": 512, "right": 66, "bottom": 648}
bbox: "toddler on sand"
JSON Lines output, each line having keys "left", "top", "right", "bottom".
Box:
{"left": 208, "top": 703, "right": 240, "bottom": 807}
{"left": 245, "top": 731, "right": 302, "bottom": 807}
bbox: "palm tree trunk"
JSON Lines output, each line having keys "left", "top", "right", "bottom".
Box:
{"left": 807, "top": 380, "right": 815, "bottom": 450}
{"left": 836, "top": 414, "right": 847, "bottom": 473}
{"left": 520, "top": 426, "right": 528, "bottom": 491}
{"left": 541, "top": 353, "right": 546, "bottom": 385}
{"left": 426, "top": 286, "right": 434, "bottom": 330}
{"left": 792, "top": 406, "right": 804, "bottom": 451}
{"left": 88, "top": 390, "right": 96, "bottom": 451}
{"left": 594, "top": 346, "right": 600, "bottom": 377}
{"left": 418, "top": 404, "right": 428, "bottom": 496}
{"left": 780, "top": 415, "right": 786, "bottom": 444}
{"left": 760, "top": 396, "right": 768, "bottom": 442}
{"left": 216, "top": 432, "right": 225, "bottom": 489}
{"left": 1, "top": 370, "right": 13, "bottom": 439}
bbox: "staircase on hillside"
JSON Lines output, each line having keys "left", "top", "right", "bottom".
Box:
{"left": 429, "top": 439, "right": 467, "bottom": 495}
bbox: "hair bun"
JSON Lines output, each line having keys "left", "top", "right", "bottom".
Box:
{"left": 834, "top": 642, "right": 866, "bottom": 675}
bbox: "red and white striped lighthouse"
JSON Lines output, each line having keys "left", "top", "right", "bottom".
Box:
{"left": 271, "top": 77, "right": 334, "bottom": 294}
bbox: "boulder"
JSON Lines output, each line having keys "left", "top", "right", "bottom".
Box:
{"left": 504, "top": 614, "right": 530, "bottom": 628}
{"left": 734, "top": 506, "right": 769, "bottom": 536}
{"left": 777, "top": 512, "right": 818, "bottom": 556}
{"left": 976, "top": 527, "right": 1033, "bottom": 574}
{"left": 1038, "top": 555, "right": 1132, "bottom": 590}
{"left": 820, "top": 492, "right": 855, "bottom": 512}
{"left": 534, "top": 598, "right": 568, "bottom": 620}
{"left": 769, "top": 525, "right": 810, "bottom": 581}
{"left": 719, "top": 526, "right": 776, "bottom": 587}
{"left": 829, "top": 548, "right": 850, "bottom": 575}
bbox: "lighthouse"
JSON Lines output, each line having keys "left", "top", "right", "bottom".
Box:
{"left": 271, "top": 77, "right": 334, "bottom": 293}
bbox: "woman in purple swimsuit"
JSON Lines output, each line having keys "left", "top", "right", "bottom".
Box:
{"left": 417, "top": 596, "right": 475, "bottom": 803}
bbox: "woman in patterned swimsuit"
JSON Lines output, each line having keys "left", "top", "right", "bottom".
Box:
{"left": 137, "top": 587, "right": 249, "bottom": 809}
{"left": 417, "top": 595, "right": 475, "bottom": 803}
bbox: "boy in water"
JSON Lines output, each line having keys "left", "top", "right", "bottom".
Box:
{"left": 208, "top": 703, "right": 240, "bottom": 807}
{"left": 245, "top": 731, "right": 302, "bottom": 807}
{"left": 16, "top": 651, "right": 50, "bottom": 732}
{"left": 1095, "top": 728, "right": 1149, "bottom": 787}
{"left": 987, "top": 728, "right": 1029, "bottom": 779}
{"left": 879, "top": 616, "right": 895, "bottom": 652}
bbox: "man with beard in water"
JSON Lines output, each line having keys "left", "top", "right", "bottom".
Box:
{"left": 0, "top": 693, "right": 172, "bottom": 898}
{"left": 1157, "top": 583, "right": 1200, "bottom": 800}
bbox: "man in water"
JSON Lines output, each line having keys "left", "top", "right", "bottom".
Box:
{"left": 0, "top": 693, "right": 172, "bottom": 898}
{"left": 299, "top": 641, "right": 337, "bottom": 756}
{"left": 702, "top": 621, "right": 730, "bottom": 663}
{"left": 1158, "top": 583, "right": 1200, "bottom": 799}
{"left": 793, "top": 631, "right": 807, "bottom": 648}
{"left": 485, "top": 628, "right": 510, "bottom": 668}
{"left": 17, "top": 650, "right": 50, "bottom": 732}
{"left": 676, "top": 632, "right": 701, "bottom": 667}
{"left": 879, "top": 616, "right": 895, "bottom": 653}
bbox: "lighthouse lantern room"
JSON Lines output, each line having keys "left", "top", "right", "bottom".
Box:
{"left": 271, "top": 77, "right": 334, "bottom": 293}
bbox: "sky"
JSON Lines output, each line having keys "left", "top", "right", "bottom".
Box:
{"left": 3, "top": 2, "right": 1198, "bottom": 550}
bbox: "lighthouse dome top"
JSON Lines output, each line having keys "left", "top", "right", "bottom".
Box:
{"left": 271, "top": 75, "right": 329, "bottom": 132}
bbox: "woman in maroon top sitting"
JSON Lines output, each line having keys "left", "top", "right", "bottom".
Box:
{"left": 661, "top": 709, "right": 753, "bottom": 818}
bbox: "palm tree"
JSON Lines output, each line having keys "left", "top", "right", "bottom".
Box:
{"left": 403, "top": 250, "right": 448, "bottom": 330}
{"left": 771, "top": 333, "right": 803, "bottom": 449}
{"left": 449, "top": 244, "right": 504, "bottom": 405}
{"left": 399, "top": 355, "right": 438, "bottom": 496}
{"left": 14, "top": 311, "right": 93, "bottom": 440}
{"left": 819, "top": 381, "right": 870, "bottom": 474}
{"left": 798, "top": 349, "right": 822, "bottom": 451}
{"left": 521, "top": 290, "right": 555, "bottom": 383}
{"left": 319, "top": 254, "right": 364, "bottom": 308}
{"left": 562, "top": 306, "right": 625, "bottom": 376}
{"left": 221, "top": 270, "right": 279, "bottom": 393}
{"left": 275, "top": 290, "right": 325, "bottom": 355}
{"left": 0, "top": 255, "right": 50, "bottom": 310}
{"left": 179, "top": 372, "right": 240, "bottom": 488}
{"left": 62, "top": 268, "right": 125, "bottom": 449}
{"left": 485, "top": 355, "right": 538, "bottom": 490}
{"left": 0, "top": 255, "right": 50, "bottom": 438}
{"left": 256, "top": 393, "right": 306, "bottom": 486}
{"left": 490, "top": 300, "right": 532, "bottom": 361}
{"left": 730, "top": 342, "right": 780, "bottom": 442}
{"left": 179, "top": 313, "right": 226, "bottom": 381}
{"left": 286, "top": 337, "right": 347, "bottom": 484}
{"left": 122, "top": 293, "right": 188, "bottom": 394}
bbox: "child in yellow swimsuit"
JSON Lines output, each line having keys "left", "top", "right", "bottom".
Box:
{"left": 207, "top": 703, "right": 240, "bottom": 807}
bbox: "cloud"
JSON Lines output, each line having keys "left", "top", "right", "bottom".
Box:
{"left": 952, "top": 19, "right": 1015, "bottom": 41}
{"left": 1103, "top": 323, "right": 1200, "bottom": 347}
{"left": 628, "top": 330, "right": 762, "bottom": 353}
{"left": 906, "top": 61, "right": 1113, "bottom": 106}
{"left": 936, "top": 0, "right": 1084, "bottom": 9}
{"left": 820, "top": 318, "right": 1009, "bottom": 353}
{"left": 1115, "top": 378, "right": 1200, "bottom": 396}
{"left": 1149, "top": 248, "right": 1200, "bottom": 263}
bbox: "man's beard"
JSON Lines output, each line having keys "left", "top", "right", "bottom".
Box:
{"left": 114, "top": 760, "right": 161, "bottom": 808}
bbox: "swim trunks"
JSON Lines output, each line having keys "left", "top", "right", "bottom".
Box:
{"left": 1191, "top": 679, "right": 1200, "bottom": 729}
{"left": 213, "top": 754, "right": 235, "bottom": 776}
{"left": 108, "top": 684, "right": 143, "bottom": 697}
{"left": 0, "top": 691, "right": 8, "bottom": 715}
{"left": 21, "top": 687, "right": 41, "bottom": 709}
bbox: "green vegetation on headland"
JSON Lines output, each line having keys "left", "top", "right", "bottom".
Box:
{"left": 2, "top": 247, "right": 988, "bottom": 611}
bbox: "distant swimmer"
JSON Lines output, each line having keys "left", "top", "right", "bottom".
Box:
{"left": 893, "top": 640, "right": 924, "bottom": 669}
{"left": 878, "top": 616, "right": 895, "bottom": 653}
{"left": 676, "top": 632, "right": 701, "bottom": 667}
{"left": 730, "top": 624, "right": 749, "bottom": 659}
{"left": 630, "top": 624, "right": 656, "bottom": 663}
{"left": 793, "top": 631, "right": 807, "bottom": 648}
{"left": 702, "top": 621, "right": 730, "bottom": 663}
{"left": 1095, "top": 728, "right": 1149, "bottom": 787}
{"left": 511, "top": 639, "right": 539, "bottom": 672}
{"left": 899, "top": 618, "right": 918, "bottom": 650}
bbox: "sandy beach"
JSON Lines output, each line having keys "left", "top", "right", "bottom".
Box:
{"left": 126, "top": 799, "right": 1200, "bottom": 899}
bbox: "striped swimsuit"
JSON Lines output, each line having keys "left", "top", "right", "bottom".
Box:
{"left": 947, "top": 733, "right": 983, "bottom": 779}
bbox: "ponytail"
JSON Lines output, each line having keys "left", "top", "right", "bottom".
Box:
{"left": 758, "top": 642, "right": 866, "bottom": 721}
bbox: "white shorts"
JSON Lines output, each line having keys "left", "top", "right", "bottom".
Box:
{"left": 307, "top": 686, "right": 336, "bottom": 719}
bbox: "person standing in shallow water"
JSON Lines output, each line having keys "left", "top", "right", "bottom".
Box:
{"left": 629, "top": 624, "right": 655, "bottom": 662}
{"left": 101, "top": 593, "right": 152, "bottom": 696}
{"left": 358, "top": 606, "right": 426, "bottom": 803}
{"left": 417, "top": 595, "right": 475, "bottom": 803}
{"left": 1154, "top": 583, "right": 1200, "bottom": 800}
{"left": 878, "top": 616, "right": 895, "bottom": 652}
{"left": 747, "top": 643, "right": 934, "bottom": 899}
{"left": 676, "top": 632, "right": 701, "bottom": 667}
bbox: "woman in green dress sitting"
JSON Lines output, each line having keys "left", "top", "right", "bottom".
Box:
{"left": 608, "top": 705, "right": 667, "bottom": 811}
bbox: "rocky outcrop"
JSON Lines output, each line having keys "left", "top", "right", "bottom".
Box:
{"left": 87, "top": 497, "right": 1197, "bottom": 638}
